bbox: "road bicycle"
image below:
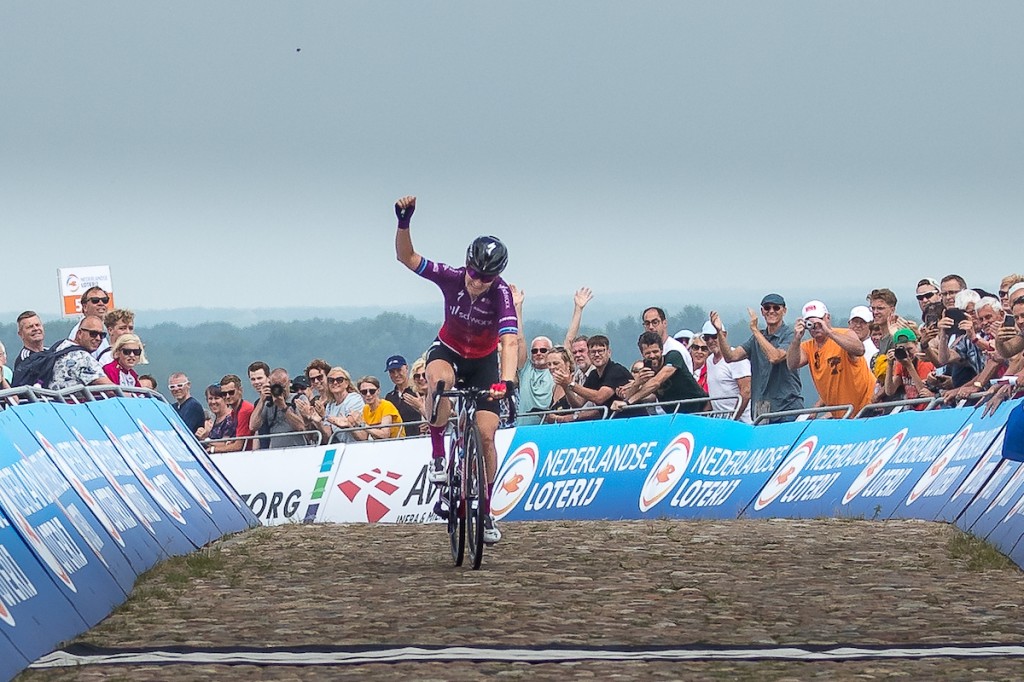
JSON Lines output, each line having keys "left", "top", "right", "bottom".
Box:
{"left": 432, "top": 384, "right": 491, "bottom": 570}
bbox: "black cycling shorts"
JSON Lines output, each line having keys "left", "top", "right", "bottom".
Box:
{"left": 425, "top": 339, "right": 500, "bottom": 415}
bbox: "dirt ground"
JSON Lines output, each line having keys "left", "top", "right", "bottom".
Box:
{"left": 16, "top": 518, "right": 1024, "bottom": 681}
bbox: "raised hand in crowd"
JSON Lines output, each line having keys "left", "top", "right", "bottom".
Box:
{"left": 195, "top": 417, "right": 213, "bottom": 441}
{"left": 401, "top": 392, "right": 430, "bottom": 434}
{"left": 574, "top": 287, "right": 592, "bottom": 310}
{"left": 745, "top": 307, "right": 759, "bottom": 333}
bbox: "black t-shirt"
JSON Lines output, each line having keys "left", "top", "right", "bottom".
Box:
{"left": 386, "top": 386, "right": 423, "bottom": 426}
{"left": 656, "top": 350, "right": 708, "bottom": 412}
{"left": 583, "top": 361, "right": 632, "bottom": 408}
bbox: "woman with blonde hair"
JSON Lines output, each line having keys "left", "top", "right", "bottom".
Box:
{"left": 400, "top": 356, "right": 431, "bottom": 435}
{"left": 102, "top": 333, "right": 144, "bottom": 387}
{"left": 310, "top": 366, "right": 365, "bottom": 444}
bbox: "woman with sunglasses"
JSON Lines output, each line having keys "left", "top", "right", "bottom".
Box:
{"left": 395, "top": 195, "right": 519, "bottom": 545}
{"left": 352, "top": 376, "right": 404, "bottom": 440}
{"left": 101, "top": 333, "right": 144, "bottom": 387}
{"left": 542, "top": 346, "right": 589, "bottom": 423}
{"left": 399, "top": 357, "right": 431, "bottom": 435}
{"left": 313, "top": 366, "right": 366, "bottom": 444}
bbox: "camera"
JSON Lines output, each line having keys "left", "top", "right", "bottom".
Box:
{"left": 270, "top": 384, "right": 287, "bottom": 398}
{"left": 894, "top": 346, "right": 909, "bottom": 361}
{"left": 1005, "top": 314, "right": 1017, "bottom": 329}
{"left": 804, "top": 319, "right": 820, "bottom": 330}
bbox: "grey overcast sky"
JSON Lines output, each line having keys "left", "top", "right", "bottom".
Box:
{"left": 2, "top": 2, "right": 1022, "bottom": 316}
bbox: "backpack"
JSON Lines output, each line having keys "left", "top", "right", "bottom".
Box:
{"left": 11, "top": 344, "right": 87, "bottom": 388}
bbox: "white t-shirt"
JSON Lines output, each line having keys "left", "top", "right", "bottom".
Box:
{"left": 705, "top": 354, "right": 753, "bottom": 424}
{"left": 861, "top": 338, "right": 879, "bottom": 368}
{"left": 663, "top": 336, "right": 694, "bottom": 373}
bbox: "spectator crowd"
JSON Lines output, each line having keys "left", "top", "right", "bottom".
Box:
{"left": 4, "top": 273, "right": 1024, "bottom": 451}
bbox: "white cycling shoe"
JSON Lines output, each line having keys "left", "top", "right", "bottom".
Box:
{"left": 428, "top": 457, "right": 448, "bottom": 485}
{"left": 483, "top": 514, "right": 501, "bottom": 544}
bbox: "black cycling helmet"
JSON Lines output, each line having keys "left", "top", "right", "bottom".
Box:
{"left": 465, "top": 235, "right": 508, "bottom": 277}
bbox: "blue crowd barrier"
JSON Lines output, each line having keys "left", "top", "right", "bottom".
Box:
{"left": 0, "top": 395, "right": 259, "bottom": 679}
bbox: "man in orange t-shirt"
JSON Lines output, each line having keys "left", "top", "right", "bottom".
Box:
{"left": 787, "top": 300, "right": 875, "bottom": 417}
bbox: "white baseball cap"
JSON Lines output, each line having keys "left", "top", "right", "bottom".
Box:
{"left": 701, "top": 321, "right": 718, "bottom": 336}
{"left": 801, "top": 300, "right": 829, "bottom": 319}
{"left": 849, "top": 305, "right": 872, "bottom": 323}
{"left": 673, "top": 329, "right": 694, "bottom": 341}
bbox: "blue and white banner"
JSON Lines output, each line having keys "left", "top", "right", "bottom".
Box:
{"left": 0, "top": 631, "right": 29, "bottom": 682}
{"left": 13, "top": 402, "right": 169, "bottom": 576}
{"left": 0, "top": 507, "right": 87, "bottom": 671}
{"left": 85, "top": 399, "right": 225, "bottom": 549}
{"left": 0, "top": 410, "right": 130, "bottom": 626}
{"left": 128, "top": 398, "right": 258, "bottom": 534}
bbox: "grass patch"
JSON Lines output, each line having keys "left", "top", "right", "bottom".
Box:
{"left": 948, "top": 529, "right": 1016, "bottom": 571}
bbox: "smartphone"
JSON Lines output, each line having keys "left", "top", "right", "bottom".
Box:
{"left": 945, "top": 307, "right": 967, "bottom": 334}
{"left": 1005, "top": 314, "right": 1017, "bottom": 328}
{"left": 643, "top": 358, "right": 655, "bottom": 369}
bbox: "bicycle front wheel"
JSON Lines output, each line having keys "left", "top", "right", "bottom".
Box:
{"left": 464, "top": 420, "right": 486, "bottom": 570}
{"left": 446, "top": 452, "right": 465, "bottom": 567}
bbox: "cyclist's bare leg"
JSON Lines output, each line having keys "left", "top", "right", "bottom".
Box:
{"left": 475, "top": 409, "right": 499, "bottom": 509}
{"left": 426, "top": 359, "right": 455, "bottom": 458}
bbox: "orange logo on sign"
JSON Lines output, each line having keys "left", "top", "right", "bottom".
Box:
{"left": 655, "top": 463, "right": 675, "bottom": 483}
{"left": 502, "top": 473, "right": 525, "bottom": 494}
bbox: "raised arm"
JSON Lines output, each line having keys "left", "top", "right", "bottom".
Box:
{"left": 562, "top": 287, "right": 593, "bottom": 347}
{"left": 786, "top": 318, "right": 808, "bottom": 371}
{"left": 710, "top": 310, "right": 749, "bottom": 364}
{"left": 511, "top": 285, "right": 527, "bottom": 370}
{"left": 394, "top": 195, "right": 424, "bottom": 272}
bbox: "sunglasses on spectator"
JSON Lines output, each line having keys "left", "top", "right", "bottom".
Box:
{"left": 916, "top": 291, "right": 939, "bottom": 301}
{"left": 86, "top": 296, "right": 110, "bottom": 305}
{"left": 690, "top": 344, "right": 710, "bottom": 351}
{"left": 221, "top": 389, "right": 237, "bottom": 397}
{"left": 531, "top": 347, "right": 550, "bottom": 355}
{"left": 999, "top": 289, "right": 1010, "bottom": 298}
{"left": 168, "top": 382, "right": 188, "bottom": 390}
{"left": 119, "top": 347, "right": 143, "bottom": 356}
{"left": 761, "top": 304, "right": 782, "bottom": 312}
{"left": 327, "top": 376, "right": 347, "bottom": 384}
{"left": 360, "top": 388, "right": 378, "bottom": 396}
{"left": 466, "top": 267, "right": 496, "bottom": 284}
{"left": 413, "top": 373, "right": 426, "bottom": 380}
{"left": 81, "top": 328, "right": 107, "bottom": 339}
{"left": 308, "top": 373, "right": 324, "bottom": 382}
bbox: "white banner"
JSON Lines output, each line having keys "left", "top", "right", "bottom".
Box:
{"left": 214, "top": 445, "right": 345, "bottom": 526}
{"left": 215, "top": 431, "right": 517, "bottom": 525}
{"left": 57, "top": 265, "right": 114, "bottom": 317}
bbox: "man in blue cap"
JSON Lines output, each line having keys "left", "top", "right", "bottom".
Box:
{"left": 384, "top": 354, "right": 423, "bottom": 428}
{"left": 709, "top": 293, "right": 804, "bottom": 423}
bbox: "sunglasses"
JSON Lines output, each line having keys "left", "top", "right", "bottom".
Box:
{"left": 360, "top": 388, "right": 378, "bottom": 396}
{"left": 413, "top": 373, "right": 426, "bottom": 380}
{"left": 916, "top": 291, "right": 939, "bottom": 301}
{"left": 221, "top": 389, "right": 237, "bottom": 397}
{"left": 690, "top": 344, "right": 709, "bottom": 351}
{"left": 327, "top": 376, "right": 347, "bottom": 384}
{"left": 466, "top": 266, "right": 496, "bottom": 284}
{"left": 86, "top": 296, "right": 110, "bottom": 305}
{"left": 168, "top": 382, "right": 188, "bottom": 390}
{"left": 999, "top": 290, "right": 1009, "bottom": 298}
{"left": 308, "top": 374, "right": 325, "bottom": 382}
{"left": 82, "top": 328, "right": 107, "bottom": 339}
{"left": 762, "top": 304, "right": 783, "bottom": 312}
{"left": 119, "top": 347, "right": 143, "bottom": 356}
{"left": 531, "top": 347, "right": 550, "bottom": 355}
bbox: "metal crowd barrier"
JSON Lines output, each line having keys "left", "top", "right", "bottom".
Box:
{"left": 204, "top": 429, "right": 327, "bottom": 450}
{"left": 754, "top": 404, "right": 855, "bottom": 425}
{"left": 515, "top": 404, "right": 610, "bottom": 423}
{"left": 855, "top": 397, "right": 941, "bottom": 418}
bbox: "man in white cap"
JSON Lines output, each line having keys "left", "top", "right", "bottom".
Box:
{"left": 702, "top": 320, "right": 753, "bottom": 423}
{"left": 848, "top": 305, "right": 878, "bottom": 366}
{"left": 787, "top": 300, "right": 874, "bottom": 417}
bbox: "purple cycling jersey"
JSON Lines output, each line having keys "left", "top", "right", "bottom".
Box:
{"left": 416, "top": 258, "right": 518, "bottom": 359}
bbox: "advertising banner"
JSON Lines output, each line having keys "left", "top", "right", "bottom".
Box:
{"left": 898, "top": 400, "right": 1019, "bottom": 522}
{"left": 745, "top": 409, "right": 972, "bottom": 519}
{"left": 86, "top": 399, "right": 223, "bottom": 548}
{"left": 0, "top": 632, "right": 29, "bottom": 682}
{"left": 13, "top": 402, "right": 169, "bottom": 576}
{"left": 0, "top": 508, "right": 88, "bottom": 671}
{"left": 127, "top": 398, "right": 257, "bottom": 534}
{"left": 148, "top": 399, "right": 260, "bottom": 529}
{"left": 0, "top": 410, "right": 129, "bottom": 626}
{"left": 215, "top": 446, "right": 345, "bottom": 526}
{"left": 955, "top": 444, "right": 1020, "bottom": 537}
{"left": 312, "top": 430, "right": 516, "bottom": 524}
{"left": 46, "top": 401, "right": 194, "bottom": 558}
{"left": 57, "top": 265, "right": 114, "bottom": 317}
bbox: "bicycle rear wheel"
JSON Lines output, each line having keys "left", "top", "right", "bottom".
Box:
{"left": 446, "top": 439, "right": 465, "bottom": 566}
{"left": 464, "top": 420, "right": 486, "bottom": 570}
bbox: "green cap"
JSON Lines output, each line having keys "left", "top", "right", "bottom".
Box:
{"left": 892, "top": 328, "right": 918, "bottom": 344}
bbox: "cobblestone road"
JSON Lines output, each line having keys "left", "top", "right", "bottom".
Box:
{"left": 17, "top": 519, "right": 1024, "bottom": 681}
